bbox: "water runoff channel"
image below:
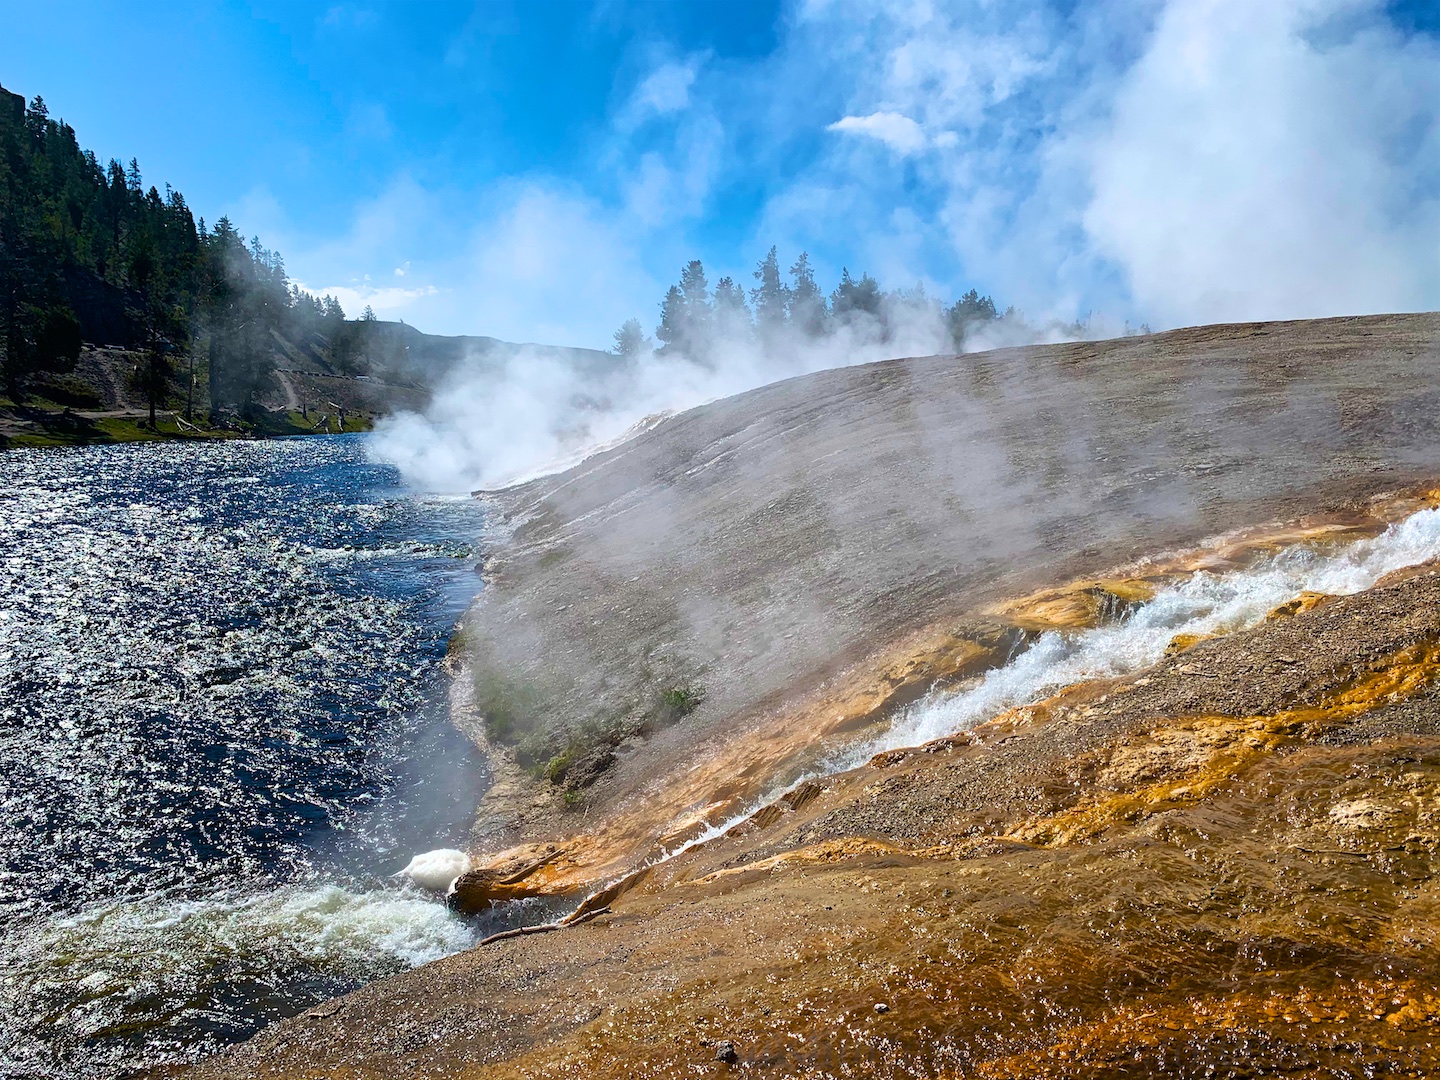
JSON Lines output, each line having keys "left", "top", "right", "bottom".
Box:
{"left": 644, "top": 500, "right": 1440, "bottom": 872}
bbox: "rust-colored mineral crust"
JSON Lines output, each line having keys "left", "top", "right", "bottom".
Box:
{"left": 189, "top": 561, "right": 1440, "bottom": 1079}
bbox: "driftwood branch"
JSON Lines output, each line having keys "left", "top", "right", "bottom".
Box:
{"left": 473, "top": 905, "right": 612, "bottom": 949}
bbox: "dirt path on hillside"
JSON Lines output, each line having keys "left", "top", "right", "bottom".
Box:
{"left": 272, "top": 369, "right": 302, "bottom": 412}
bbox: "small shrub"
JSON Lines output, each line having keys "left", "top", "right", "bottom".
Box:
{"left": 516, "top": 731, "right": 556, "bottom": 775}
{"left": 473, "top": 670, "right": 538, "bottom": 746}
{"left": 35, "top": 373, "right": 103, "bottom": 408}
{"left": 543, "top": 748, "right": 575, "bottom": 784}
{"left": 446, "top": 623, "right": 471, "bottom": 658}
{"left": 537, "top": 547, "right": 568, "bottom": 570}
{"left": 658, "top": 685, "right": 705, "bottom": 724}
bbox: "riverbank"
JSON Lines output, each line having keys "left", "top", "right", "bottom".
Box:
{"left": 0, "top": 400, "right": 374, "bottom": 449}
{"left": 181, "top": 312, "right": 1440, "bottom": 1076}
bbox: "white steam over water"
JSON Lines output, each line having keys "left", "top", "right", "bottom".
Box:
{"left": 857, "top": 506, "right": 1440, "bottom": 761}
{"left": 370, "top": 312, "right": 1085, "bottom": 494}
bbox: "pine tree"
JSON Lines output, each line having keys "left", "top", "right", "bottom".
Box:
{"left": 679, "top": 259, "right": 711, "bottom": 351}
{"left": 787, "top": 252, "right": 826, "bottom": 338}
{"left": 945, "top": 288, "right": 998, "bottom": 347}
{"left": 655, "top": 261, "right": 714, "bottom": 357}
{"left": 750, "top": 246, "right": 789, "bottom": 342}
{"left": 0, "top": 81, "right": 361, "bottom": 416}
{"left": 713, "top": 276, "right": 751, "bottom": 342}
{"left": 830, "top": 268, "right": 883, "bottom": 322}
{"left": 0, "top": 92, "right": 83, "bottom": 398}
{"left": 612, "top": 317, "right": 651, "bottom": 359}
{"left": 655, "top": 284, "right": 686, "bottom": 355}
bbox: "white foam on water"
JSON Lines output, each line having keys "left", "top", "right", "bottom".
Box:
{"left": 398, "top": 848, "right": 472, "bottom": 892}
{"left": 853, "top": 505, "right": 1440, "bottom": 761}
{"left": 9, "top": 883, "right": 478, "bottom": 1011}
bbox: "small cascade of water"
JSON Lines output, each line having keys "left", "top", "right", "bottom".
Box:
{"left": 858, "top": 504, "right": 1440, "bottom": 762}
{"left": 506, "top": 502, "right": 1440, "bottom": 940}
{"left": 581, "top": 505, "right": 1440, "bottom": 903}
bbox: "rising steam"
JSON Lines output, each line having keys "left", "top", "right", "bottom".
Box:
{"left": 370, "top": 285, "right": 1100, "bottom": 493}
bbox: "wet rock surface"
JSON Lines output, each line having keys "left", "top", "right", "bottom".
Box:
{"left": 456, "top": 313, "right": 1440, "bottom": 848}
{"left": 446, "top": 849, "right": 564, "bottom": 915}
{"left": 188, "top": 561, "right": 1440, "bottom": 1079}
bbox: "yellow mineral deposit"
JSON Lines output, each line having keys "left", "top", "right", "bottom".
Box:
{"left": 453, "top": 487, "right": 1440, "bottom": 912}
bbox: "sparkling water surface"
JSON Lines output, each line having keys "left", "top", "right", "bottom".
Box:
{"left": 0, "top": 435, "right": 493, "bottom": 1078}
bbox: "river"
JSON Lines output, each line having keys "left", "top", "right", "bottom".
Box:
{"left": 0, "top": 435, "right": 501, "bottom": 1078}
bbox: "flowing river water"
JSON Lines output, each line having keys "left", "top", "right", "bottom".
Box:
{"left": 10, "top": 435, "right": 1440, "bottom": 1079}
{"left": 0, "top": 435, "right": 503, "bottom": 1078}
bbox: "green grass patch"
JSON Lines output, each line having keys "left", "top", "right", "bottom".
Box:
{"left": 658, "top": 684, "right": 705, "bottom": 724}
{"left": 254, "top": 411, "right": 321, "bottom": 437}
{"left": 30, "top": 374, "right": 105, "bottom": 409}
{"left": 537, "top": 547, "right": 568, "bottom": 570}
{"left": 446, "top": 622, "right": 472, "bottom": 659}
{"left": 543, "top": 747, "right": 576, "bottom": 784}
{"left": 1, "top": 408, "right": 253, "bottom": 450}
{"left": 6, "top": 409, "right": 382, "bottom": 448}
{"left": 472, "top": 669, "right": 541, "bottom": 745}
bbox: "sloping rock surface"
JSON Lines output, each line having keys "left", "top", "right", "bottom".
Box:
{"left": 188, "top": 559, "right": 1440, "bottom": 1079}
{"left": 463, "top": 313, "right": 1440, "bottom": 836}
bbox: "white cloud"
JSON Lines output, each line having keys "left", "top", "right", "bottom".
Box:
{"left": 620, "top": 112, "right": 724, "bottom": 227}
{"left": 458, "top": 184, "right": 663, "bottom": 347}
{"left": 295, "top": 281, "right": 439, "bottom": 317}
{"left": 271, "top": 0, "right": 1440, "bottom": 348}
{"left": 827, "top": 111, "right": 929, "bottom": 154}
{"left": 782, "top": 0, "right": 1440, "bottom": 329}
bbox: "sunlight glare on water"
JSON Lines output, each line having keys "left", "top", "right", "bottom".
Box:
{"left": 0, "top": 436, "right": 496, "bottom": 1077}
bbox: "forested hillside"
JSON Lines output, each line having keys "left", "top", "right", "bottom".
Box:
{"left": 0, "top": 77, "right": 1057, "bottom": 451}
{"left": 0, "top": 82, "right": 350, "bottom": 418}
{"left": 0, "top": 82, "right": 615, "bottom": 446}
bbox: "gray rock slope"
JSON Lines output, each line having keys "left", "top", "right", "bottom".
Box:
{"left": 461, "top": 312, "right": 1440, "bottom": 831}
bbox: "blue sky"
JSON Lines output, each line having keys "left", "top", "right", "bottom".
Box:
{"left": 3, "top": 0, "right": 1438, "bottom": 347}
